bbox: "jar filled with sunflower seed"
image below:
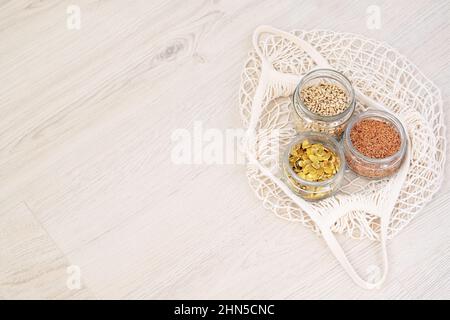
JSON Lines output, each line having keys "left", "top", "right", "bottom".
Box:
{"left": 292, "top": 68, "right": 355, "bottom": 139}
{"left": 282, "top": 132, "right": 345, "bottom": 201}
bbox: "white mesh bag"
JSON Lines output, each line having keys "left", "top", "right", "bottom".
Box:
{"left": 239, "top": 26, "right": 446, "bottom": 289}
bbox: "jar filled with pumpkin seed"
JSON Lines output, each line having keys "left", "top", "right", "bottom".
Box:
{"left": 292, "top": 69, "right": 355, "bottom": 139}
{"left": 282, "top": 132, "right": 345, "bottom": 201}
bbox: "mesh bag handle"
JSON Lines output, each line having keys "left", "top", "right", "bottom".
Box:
{"left": 252, "top": 26, "right": 410, "bottom": 126}
{"left": 319, "top": 206, "right": 390, "bottom": 289}
{"left": 245, "top": 147, "right": 408, "bottom": 289}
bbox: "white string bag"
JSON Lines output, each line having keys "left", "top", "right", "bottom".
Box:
{"left": 239, "top": 26, "right": 446, "bottom": 289}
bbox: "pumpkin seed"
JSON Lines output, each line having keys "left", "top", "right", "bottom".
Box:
{"left": 288, "top": 139, "right": 340, "bottom": 182}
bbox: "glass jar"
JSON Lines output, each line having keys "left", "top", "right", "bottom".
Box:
{"left": 343, "top": 110, "right": 407, "bottom": 179}
{"left": 292, "top": 68, "right": 355, "bottom": 139}
{"left": 282, "top": 132, "right": 345, "bottom": 201}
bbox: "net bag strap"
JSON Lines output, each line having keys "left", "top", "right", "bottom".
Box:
{"left": 318, "top": 207, "right": 390, "bottom": 289}
{"left": 246, "top": 149, "right": 395, "bottom": 289}
{"left": 252, "top": 26, "right": 410, "bottom": 125}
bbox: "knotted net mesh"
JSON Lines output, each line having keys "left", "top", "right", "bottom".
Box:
{"left": 239, "top": 29, "right": 446, "bottom": 240}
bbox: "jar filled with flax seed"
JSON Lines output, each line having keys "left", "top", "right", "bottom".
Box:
{"left": 343, "top": 110, "right": 407, "bottom": 179}
{"left": 292, "top": 69, "right": 355, "bottom": 139}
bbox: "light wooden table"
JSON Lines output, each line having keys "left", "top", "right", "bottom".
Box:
{"left": 0, "top": 0, "right": 449, "bottom": 299}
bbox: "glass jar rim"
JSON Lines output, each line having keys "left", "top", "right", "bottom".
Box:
{"left": 344, "top": 110, "right": 408, "bottom": 164}
{"left": 293, "top": 68, "right": 356, "bottom": 122}
{"left": 283, "top": 132, "right": 346, "bottom": 187}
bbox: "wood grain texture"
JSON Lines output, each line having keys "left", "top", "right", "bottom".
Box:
{"left": 0, "top": 0, "right": 449, "bottom": 299}
{"left": 0, "top": 200, "right": 94, "bottom": 299}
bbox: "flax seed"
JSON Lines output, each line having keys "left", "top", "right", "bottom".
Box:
{"left": 350, "top": 119, "right": 401, "bottom": 158}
